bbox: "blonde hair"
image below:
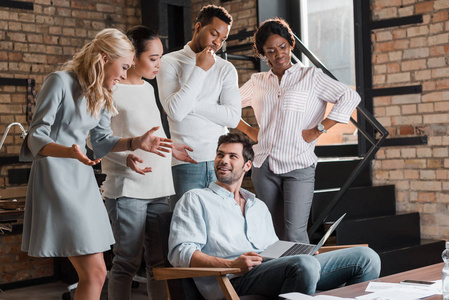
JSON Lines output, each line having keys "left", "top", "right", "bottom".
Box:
{"left": 62, "top": 28, "right": 135, "bottom": 118}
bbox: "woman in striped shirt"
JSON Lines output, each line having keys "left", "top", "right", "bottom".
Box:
{"left": 237, "top": 18, "right": 360, "bottom": 243}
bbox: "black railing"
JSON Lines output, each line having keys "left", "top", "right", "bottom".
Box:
{"left": 223, "top": 30, "right": 389, "bottom": 237}
{"left": 291, "top": 33, "right": 389, "bottom": 237}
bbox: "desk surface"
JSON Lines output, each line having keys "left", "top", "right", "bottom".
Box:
{"left": 316, "top": 263, "right": 443, "bottom": 299}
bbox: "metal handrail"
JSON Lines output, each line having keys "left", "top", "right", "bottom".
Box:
{"left": 291, "top": 33, "right": 389, "bottom": 237}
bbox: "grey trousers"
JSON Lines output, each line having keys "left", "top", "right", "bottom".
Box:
{"left": 251, "top": 159, "right": 315, "bottom": 243}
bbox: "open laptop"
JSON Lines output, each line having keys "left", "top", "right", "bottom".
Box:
{"left": 261, "top": 213, "right": 346, "bottom": 260}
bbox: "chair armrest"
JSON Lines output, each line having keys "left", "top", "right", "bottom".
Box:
{"left": 153, "top": 267, "right": 241, "bottom": 280}
{"left": 319, "top": 244, "right": 369, "bottom": 254}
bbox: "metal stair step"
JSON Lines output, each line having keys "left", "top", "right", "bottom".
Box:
{"left": 336, "top": 213, "right": 421, "bottom": 252}
{"left": 378, "top": 239, "right": 445, "bottom": 276}
{"left": 312, "top": 185, "right": 396, "bottom": 223}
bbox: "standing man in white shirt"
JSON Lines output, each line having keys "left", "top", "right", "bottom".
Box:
{"left": 157, "top": 5, "right": 241, "bottom": 210}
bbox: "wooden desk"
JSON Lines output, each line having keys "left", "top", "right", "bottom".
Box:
{"left": 316, "top": 263, "right": 443, "bottom": 299}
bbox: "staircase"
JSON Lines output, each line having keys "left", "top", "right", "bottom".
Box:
{"left": 312, "top": 147, "right": 445, "bottom": 277}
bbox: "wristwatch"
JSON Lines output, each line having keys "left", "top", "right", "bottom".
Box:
{"left": 317, "top": 122, "right": 327, "bottom": 134}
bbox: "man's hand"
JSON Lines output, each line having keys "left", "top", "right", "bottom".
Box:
{"left": 126, "top": 153, "right": 152, "bottom": 175}
{"left": 173, "top": 143, "right": 198, "bottom": 164}
{"left": 137, "top": 126, "right": 173, "bottom": 157}
{"left": 231, "top": 252, "right": 263, "bottom": 276}
{"left": 196, "top": 46, "right": 216, "bottom": 71}
{"left": 302, "top": 128, "right": 321, "bottom": 143}
{"left": 70, "top": 144, "right": 101, "bottom": 166}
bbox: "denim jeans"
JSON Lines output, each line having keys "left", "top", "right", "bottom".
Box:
{"left": 105, "top": 196, "right": 169, "bottom": 300}
{"left": 170, "top": 161, "right": 217, "bottom": 210}
{"left": 230, "top": 247, "right": 381, "bottom": 298}
{"left": 252, "top": 159, "right": 316, "bottom": 243}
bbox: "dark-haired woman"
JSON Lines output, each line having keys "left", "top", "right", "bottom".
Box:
{"left": 237, "top": 18, "right": 360, "bottom": 243}
{"left": 101, "top": 26, "right": 195, "bottom": 300}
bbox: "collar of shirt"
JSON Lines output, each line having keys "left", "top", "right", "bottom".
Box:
{"left": 208, "top": 182, "right": 255, "bottom": 207}
{"left": 183, "top": 42, "right": 197, "bottom": 60}
{"left": 267, "top": 62, "right": 303, "bottom": 79}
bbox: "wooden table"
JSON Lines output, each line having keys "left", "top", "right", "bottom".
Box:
{"left": 316, "top": 263, "right": 443, "bottom": 299}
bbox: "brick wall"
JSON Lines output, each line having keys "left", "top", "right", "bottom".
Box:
{"left": 371, "top": 0, "right": 449, "bottom": 240}
{"left": 0, "top": 0, "right": 141, "bottom": 284}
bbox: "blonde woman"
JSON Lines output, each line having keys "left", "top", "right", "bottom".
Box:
{"left": 20, "top": 28, "right": 172, "bottom": 300}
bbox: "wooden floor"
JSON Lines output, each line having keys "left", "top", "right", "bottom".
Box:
{"left": 0, "top": 280, "right": 149, "bottom": 300}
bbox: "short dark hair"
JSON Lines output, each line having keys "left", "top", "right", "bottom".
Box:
{"left": 253, "top": 18, "right": 295, "bottom": 58}
{"left": 217, "top": 133, "right": 254, "bottom": 163}
{"left": 196, "top": 5, "right": 233, "bottom": 27}
{"left": 126, "top": 25, "right": 159, "bottom": 58}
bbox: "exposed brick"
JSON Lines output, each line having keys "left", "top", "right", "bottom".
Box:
{"left": 422, "top": 91, "right": 449, "bottom": 102}
{"left": 403, "top": 47, "right": 430, "bottom": 59}
{"left": 418, "top": 192, "right": 436, "bottom": 202}
{"left": 402, "top": 59, "right": 427, "bottom": 71}
{"left": 415, "top": 1, "right": 435, "bottom": 14}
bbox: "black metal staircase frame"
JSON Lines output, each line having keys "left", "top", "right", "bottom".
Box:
{"left": 291, "top": 34, "right": 389, "bottom": 237}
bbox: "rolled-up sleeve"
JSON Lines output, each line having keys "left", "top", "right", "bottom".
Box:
{"left": 89, "top": 110, "right": 120, "bottom": 159}
{"left": 314, "top": 69, "right": 361, "bottom": 124}
{"left": 20, "top": 73, "right": 64, "bottom": 161}
{"left": 168, "top": 192, "right": 207, "bottom": 267}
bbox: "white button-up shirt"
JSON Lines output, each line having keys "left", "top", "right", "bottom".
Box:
{"left": 240, "top": 64, "right": 361, "bottom": 174}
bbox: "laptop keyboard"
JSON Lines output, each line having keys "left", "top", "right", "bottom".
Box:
{"left": 281, "top": 243, "right": 315, "bottom": 257}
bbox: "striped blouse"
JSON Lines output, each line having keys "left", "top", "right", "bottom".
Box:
{"left": 240, "top": 64, "right": 361, "bottom": 174}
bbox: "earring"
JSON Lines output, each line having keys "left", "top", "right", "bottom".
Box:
{"left": 133, "top": 65, "right": 136, "bottom": 70}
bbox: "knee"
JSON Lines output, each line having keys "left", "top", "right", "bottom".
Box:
{"left": 353, "top": 247, "right": 381, "bottom": 280}
{"left": 286, "top": 255, "right": 321, "bottom": 293}
{"left": 86, "top": 263, "right": 107, "bottom": 286}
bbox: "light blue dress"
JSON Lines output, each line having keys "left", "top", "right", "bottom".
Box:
{"left": 20, "top": 71, "right": 118, "bottom": 257}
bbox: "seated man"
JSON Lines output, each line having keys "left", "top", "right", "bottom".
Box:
{"left": 169, "top": 133, "right": 381, "bottom": 299}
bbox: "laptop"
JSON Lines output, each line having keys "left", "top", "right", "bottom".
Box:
{"left": 261, "top": 213, "right": 346, "bottom": 260}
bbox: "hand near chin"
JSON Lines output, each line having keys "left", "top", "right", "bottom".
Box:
{"left": 196, "top": 46, "right": 216, "bottom": 71}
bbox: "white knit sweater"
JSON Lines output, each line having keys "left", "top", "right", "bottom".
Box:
{"left": 101, "top": 81, "right": 175, "bottom": 199}
{"left": 156, "top": 43, "right": 241, "bottom": 166}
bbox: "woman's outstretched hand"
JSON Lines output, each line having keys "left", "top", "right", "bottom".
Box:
{"left": 137, "top": 126, "right": 173, "bottom": 157}
{"left": 126, "top": 153, "right": 152, "bottom": 175}
{"left": 71, "top": 144, "right": 101, "bottom": 166}
{"left": 172, "top": 143, "right": 197, "bottom": 164}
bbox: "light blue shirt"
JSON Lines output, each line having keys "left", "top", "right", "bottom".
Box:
{"left": 168, "top": 182, "right": 279, "bottom": 299}
{"left": 169, "top": 182, "right": 279, "bottom": 267}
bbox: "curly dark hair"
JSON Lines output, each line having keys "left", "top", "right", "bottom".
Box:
{"left": 253, "top": 18, "right": 295, "bottom": 58}
{"left": 126, "top": 25, "right": 159, "bottom": 58}
{"left": 217, "top": 133, "right": 254, "bottom": 163}
{"left": 196, "top": 5, "right": 233, "bottom": 26}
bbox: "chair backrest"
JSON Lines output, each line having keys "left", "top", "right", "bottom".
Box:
{"left": 156, "top": 211, "right": 205, "bottom": 300}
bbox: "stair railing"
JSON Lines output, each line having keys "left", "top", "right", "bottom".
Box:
{"left": 223, "top": 31, "right": 389, "bottom": 237}
{"left": 293, "top": 33, "right": 389, "bottom": 237}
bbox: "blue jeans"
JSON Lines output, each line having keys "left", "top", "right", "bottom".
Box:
{"left": 252, "top": 159, "right": 316, "bottom": 243}
{"left": 230, "top": 247, "right": 381, "bottom": 297}
{"left": 105, "top": 196, "right": 169, "bottom": 300}
{"left": 170, "top": 161, "right": 216, "bottom": 210}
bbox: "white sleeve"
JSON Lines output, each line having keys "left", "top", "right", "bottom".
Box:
{"left": 193, "top": 64, "right": 241, "bottom": 128}
{"left": 157, "top": 58, "right": 207, "bottom": 122}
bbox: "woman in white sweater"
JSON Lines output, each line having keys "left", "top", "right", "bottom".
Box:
{"left": 101, "top": 25, "right": 196, "bottom": 300}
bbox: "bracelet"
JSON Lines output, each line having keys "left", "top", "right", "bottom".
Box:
{"left": 128, "top": 137, "right": 134, "bottom": 151}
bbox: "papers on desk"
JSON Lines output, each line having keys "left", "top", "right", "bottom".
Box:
{"left": 279, "top": 293, "right": 354, "bottom": 299}
{"left": 279, "top": 280, "right": 441, "bottom": 300}
{"left": 356, "top": 280, "right": 441, "bottom": 300}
